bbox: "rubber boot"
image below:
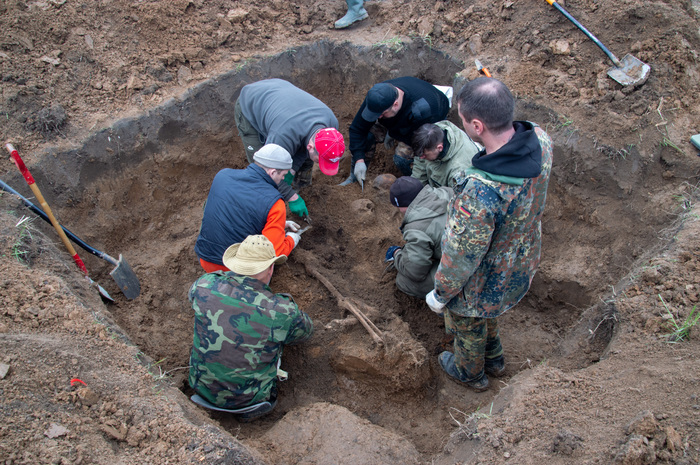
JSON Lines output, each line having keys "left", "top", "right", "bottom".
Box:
{"left": 334, "top": 0, "right": 368, "bottom": 29}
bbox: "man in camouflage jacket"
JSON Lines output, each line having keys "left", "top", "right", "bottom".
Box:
{"left": 189, "top": 235, "right": 313, "bottom": 418}
{"left": 426, "top": 78, "right": 553, "bottom": 391}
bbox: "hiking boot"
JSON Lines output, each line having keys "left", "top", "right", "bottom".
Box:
{"left": 438, "top": 351, "right": 489, "bottom": 392}
{"left": 484, "top": 355, "right": 506, "bottom": 377}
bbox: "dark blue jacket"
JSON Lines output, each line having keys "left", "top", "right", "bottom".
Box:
{"left": 195, "top": 164, "right": 282, "bottom": 265}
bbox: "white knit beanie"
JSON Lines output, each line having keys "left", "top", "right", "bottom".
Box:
{"left": 253, "top": 144, "right": 293, "bottom": 170}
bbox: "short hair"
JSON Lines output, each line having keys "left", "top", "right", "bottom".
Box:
{"left": 456, "top": 77, "right": 514, "bottom": 134}
{"left": 411, "top": 123, "right": 445, "bottom": 157}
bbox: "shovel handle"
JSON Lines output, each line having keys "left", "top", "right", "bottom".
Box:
{"left": 5, "top": 143, "right": 89, "bottom": 276}
{"left": 545, "top": 0, "right": 622, "bottom": 67}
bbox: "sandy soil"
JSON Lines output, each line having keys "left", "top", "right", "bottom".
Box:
{"left": 1, "top": 0, "right": 700, "bottom": 464}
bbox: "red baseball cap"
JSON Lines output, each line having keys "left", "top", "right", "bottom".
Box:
{"left": 314, "top": 128, "right": 345, "bottom": 176}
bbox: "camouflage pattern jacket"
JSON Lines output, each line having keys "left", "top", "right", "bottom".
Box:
{"left": 411, "top": 120, "right": 480, "bottom": 189}
{"left": 188, "top": 271, "right": 313, "bottom": 408}
{"left": 433, "top": 122, "right": 553, "bottom": 318}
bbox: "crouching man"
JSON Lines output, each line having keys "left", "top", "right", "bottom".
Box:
{"left": 188, "top": 235, "right": 313, "bottom": 421}
{"left": 385, "top": 176, "right": 452, "bottom": 298}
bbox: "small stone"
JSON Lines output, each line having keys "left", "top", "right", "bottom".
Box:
{"left": 177, "top": 66, "right": 192, "bottom": 85}
{"left": 550, "top": 39, "right": 570, "bottom": 55}
{"left": 0, "top": 363, "right": 9, "bottom": 379}
{"left": 226, "top": 8, "right": 248, "bottom": 23}
{"left": 45, "top": 423, "right": 69, "bottom": 438}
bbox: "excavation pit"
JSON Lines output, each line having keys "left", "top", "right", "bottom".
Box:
{"left": 4, "top": 41, "right": 694, "bottom": 462}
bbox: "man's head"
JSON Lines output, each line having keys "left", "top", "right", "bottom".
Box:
{"left": 412, "top": 123, "right": 445, "bottom": 161}
{"left": 308, "top": 128, "right": 345, "bottom": 176}
{"left": 223, "top": 235, "right": 288, "bottom": 284}
{"left": 456, "top": 77, "right": 514, "bottom": 142}
{"left": 253, "top": 144, "right": 292, "bottom": 184}
{"left": 362, "top": 83, "right": 400, "bottom": 121}
{"left": 389, "top": 176, "right": 424, "bottom": 213}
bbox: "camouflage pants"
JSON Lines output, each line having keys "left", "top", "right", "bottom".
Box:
{"left": 234, "top": 98, "right": 264, "bottom": 164}
{"left": 444, "top": 310, "right": 504, "bottom": 381}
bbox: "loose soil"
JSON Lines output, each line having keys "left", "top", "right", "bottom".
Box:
{"left": 1, "top": 1, "right": 700, "bottom": 464}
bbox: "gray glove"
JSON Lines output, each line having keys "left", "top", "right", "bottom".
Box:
{"left": 384, "top": 133, "right": 395, "bottom": 150}
{"left": 353, "top": 160, "right": 367, "bottom": 185}
{"left": 285, "top": 221, "right": 300, "bottom": 232}
{"left": 339, "top": 172, "right": 357, "bottom": 186}
{"left": 286, "top": 232, "right": 301, "bottom": 248}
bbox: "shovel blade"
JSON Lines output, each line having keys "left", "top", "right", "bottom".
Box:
{"left": 109, "top": 254, "right": 141, "bottom": 300}
{"left": 607, "top": 54, "right": 650, "bottom": 87}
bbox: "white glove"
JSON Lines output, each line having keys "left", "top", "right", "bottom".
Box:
{"left": 286, "top": 231, "right": 301, "bottom": 247}
{"left": 353, "top": 160, "right": 367, "bottom": 184}
{"left": 285, "top": 221, "right": 300, "bottom": 232}
{"left": 426, "top": 290, "right": 446, "bottom": 315}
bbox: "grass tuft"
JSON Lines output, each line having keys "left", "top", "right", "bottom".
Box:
{"left": 659, "top": 295, "right": 699, "bottom": 343}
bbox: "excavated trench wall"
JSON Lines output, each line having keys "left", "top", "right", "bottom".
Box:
{"left": 5, "top": 40, "right": 685, "bottom": 458}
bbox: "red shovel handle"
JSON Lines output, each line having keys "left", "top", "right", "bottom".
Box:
{"left": 4, "top": 143, "right": 89, "bottom": 275}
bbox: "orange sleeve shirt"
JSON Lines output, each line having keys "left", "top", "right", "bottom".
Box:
{"left": 262, "top": 199, "right": 295, "bottom": 256}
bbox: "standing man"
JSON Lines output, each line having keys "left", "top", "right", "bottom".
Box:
{"left": 426, "top": 77, "right": 553, "bottom": 391}
{"left": 410, "top": 120, "right": 480, "bottom": 189}
{"left": 235, "top": 78, "right": 345, "bottom": 219}
{"left": 384, "top": 176, "right": 452, "bottom": 298}
{"left": 334, "top": 0, "right": 368, "bottom": 28}
{"left": 189, "top": 235, "right": 313, "bottom": 421}
{"left": 195, "top": 144, "right": 302, "bottom": 273}
{"left": 342, "top": 76, "right": 451, "bottom": 187}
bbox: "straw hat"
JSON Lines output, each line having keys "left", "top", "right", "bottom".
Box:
{"left": 223, "top": 235, "right": 287, "bottom": 275}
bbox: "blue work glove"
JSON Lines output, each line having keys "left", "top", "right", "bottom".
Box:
{"left": 284, "top": 172, "right": 294, "bottom": 186}
{"left": 288, "top": 196, "right": 309, "bottom": 218}
{"left": 385, "top": 245, "right": 402, "bottom": 262}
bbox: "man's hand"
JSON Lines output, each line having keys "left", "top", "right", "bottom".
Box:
{"left": 284, "top": 172, "right": 294, "bottom": 186}
{"left": 426, "top": 290, "right": 446, "bottom": 315}
{"left": 384, "top": 133, "right": 394, "bottom": 150}
{"left": 285, "top": 221, "right": 300, "bottom": 232}
{"left": 384, "top": 245, "right": 402, "bottom": 263}
{"left": 353, "top": 160, "right": 367, "bottom": 185}
{"left": 288, "top": 197, "right": 308, "bottom": 218}
{"left": 286, "top": 231, "right": 301, "bottom": 248}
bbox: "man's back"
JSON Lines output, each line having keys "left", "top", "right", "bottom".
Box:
{"left": 394, "top": 185, "right": 453, "bottom": 297}
{"left": 195, "top": 165, "right": 281, "bottom": 265}
{"left": 188, "top": 271, "right": 313, "bottom": 409}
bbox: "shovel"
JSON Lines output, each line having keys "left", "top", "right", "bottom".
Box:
{"left": 545, "top": 0, "right": 650, "bottom": 87}
{"left": 5, "top": 144, "right": 129, "bottom": 301}
{"left": 0, "top": 178, "right": 140, "bottom": 300}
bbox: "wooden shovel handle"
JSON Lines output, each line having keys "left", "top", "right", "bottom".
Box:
{"left": 5, "top": 143, "right": 89, "bottom": 276}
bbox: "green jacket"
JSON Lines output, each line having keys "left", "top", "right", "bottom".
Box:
{"left": 411, "top": 120, "right": 480, "bottom": 189}
{"left": 394, "top": 185, "right": 453, "bottom": 297}
{"left": 188, "top": 271, "right": 313, "bottom": 408}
